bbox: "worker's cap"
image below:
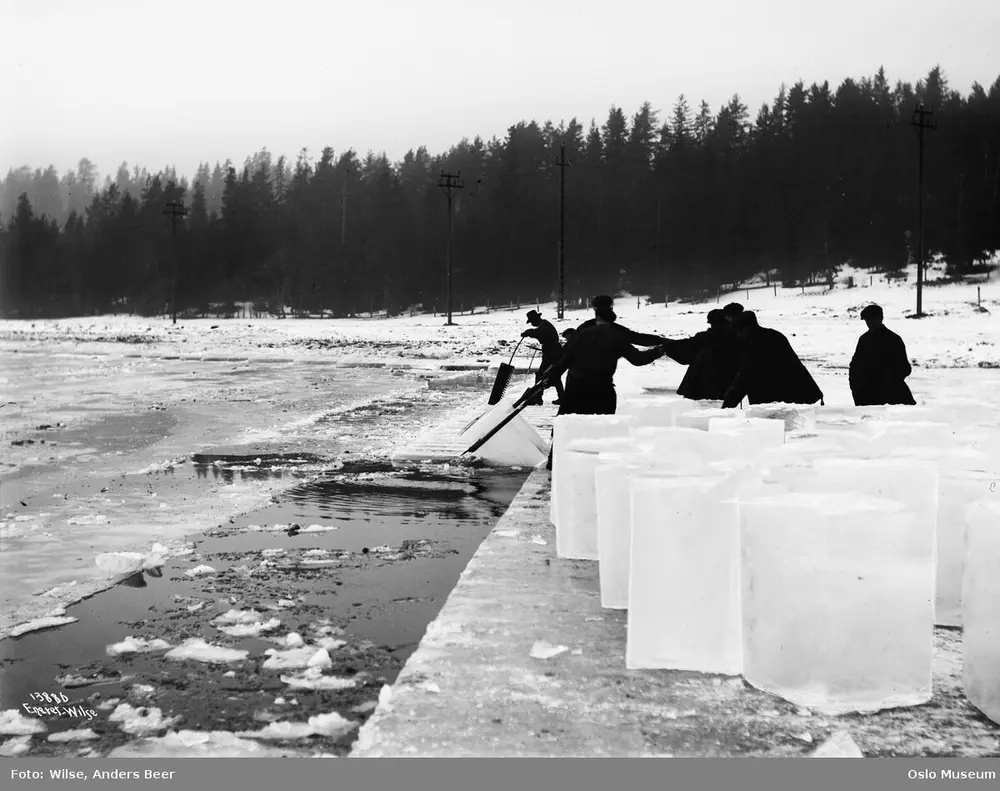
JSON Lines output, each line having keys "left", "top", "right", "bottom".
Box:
{"left": 561, "top": 328, "right": 576, "bottom": 339}
{"left": 860, "top": 304, "right": 883, "bottom": 321}
{"left": 591, "top": 295, "right": 614, "bottom": 309}
{"left": 526, "top": 309, "right": 541, "bottom": 322}
{"left": 722, "top": 302, "right": 745, "bottom": 317}
{"left": 707, "top": 309, "right": 725, "bottom": 325}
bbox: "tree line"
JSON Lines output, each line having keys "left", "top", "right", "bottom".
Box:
{"left": 1, "top": 65, "right": 998, "bottom": 319}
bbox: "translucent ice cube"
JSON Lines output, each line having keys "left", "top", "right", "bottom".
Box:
{"left": 963, "top": 498, "right": 1000, "bottom": 724}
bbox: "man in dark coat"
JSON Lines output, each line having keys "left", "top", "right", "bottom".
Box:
{"left": 848, "top": 304, "right": 916, "bottom": 406}
{"left": 722, "top": 302, "right": 745, "bottom": 324}
{"left": 545, "top": 304, "right": 667, "bottom": 417}
{"left": 522, "top": 309, "right": 565, "bottom": 405}
{"left": 665, "top": 309, "right": 741, "bottom": 400}
{"left": 721, "top": 311, "right": 824, "bottom": 408}
{"left": 577, "top": 295, "right": 668, "bottom": 347}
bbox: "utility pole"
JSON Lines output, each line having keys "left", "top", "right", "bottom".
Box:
{"left": 162, "top": 200, "right": 188, "bottom": 325}
{"left": 438, "top": 170, "right": 463, "bottom": 325}
{"left": 555, "top": 143, "right": 570, "bottom": 320}
{"left": 341, "top": 167, "right": 348, "bottom": 247}
{"left": 911, "top": 103, "right": 936, "bottom": 317}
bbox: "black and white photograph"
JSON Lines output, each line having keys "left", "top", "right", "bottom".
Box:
{"left": 1, "top": 0, "right": 999, "bottom": 780}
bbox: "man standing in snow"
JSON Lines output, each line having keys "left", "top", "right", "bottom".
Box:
{"left": 721, "top": 311, "right": 824, "bottom": 408}
{"left": 546, "top": 303, "right": 668, "bottom": 416}
{"left": 722, "top": 302, "right": 745, "bottom": 324}
{"left": 577, "top": 295, "right": 668, "bottom": 347}
{"left": 664, "top": 309, "right": 741, "bottom": 400}
{"left": 848, "top": 304, "right": 917, "bottom": 406}
{"left": 521, "top": 309, "right": 565, "bottom": 405}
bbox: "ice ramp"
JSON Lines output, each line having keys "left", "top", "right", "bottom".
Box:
{"left": 391, "top": 398, "right": 558, "bottom": 468}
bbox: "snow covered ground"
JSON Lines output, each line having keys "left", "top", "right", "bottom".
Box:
{"left": 0, "top": 260, "right": 998, "bottom": 756}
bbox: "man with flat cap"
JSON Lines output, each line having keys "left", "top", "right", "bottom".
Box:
{"left": 521, "top": 309, "right": 565, "bottom": 404}
{"left": 848, "top": 303, "right": 916, "bottom": 406}
{"left": 722, "top": 302, "right": 745, "bottom": 324}
{"left": 577, "top": 295, "right": 668, "bottom": 346}
{"left": 721, "top": 311, "right": 824, "bottom": 408}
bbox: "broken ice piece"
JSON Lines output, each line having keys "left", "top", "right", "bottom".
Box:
{"left": 351, "top": 700, "right": 378, "bottom": 714}
{"left": 795, "top": 732, "right": 814, "bottom": 743}
{"left": 223, "top": 671, "right": 236, "bottom": 678}
{"left": 529, "top": 641, "right": 569, "bottom": 660}
{"left": 9, "top": 615, "right": 77, "bottom": 637}
{"left": 420, "top": 681, "right": 441, "bottom": 694}
{"left": 106, "top": 636, "right": 172, "bottom": 656}
{"left": 0, "top": 736, "right": 32, "bottom": 756}
{"left": 184, "top": 565, "right": 217, "bottom": 577}
{"left": 129, "top": 684, "right": 155, "bottom": 699}
{"left": 261, "top": 548, "right": 285, "bottom": 557}
{"left": 300, "top": 524, "right": 336, "bottom": 533}
{"left": 237, "top": 712, "right": 357, "bottom": 741}
{"left": 0, "top": 710, "right": 47, "bottom": 735}
{"left": 279, "top": 667, "right": 356, "bottom": 691}
{"left": 186, "top": 602, "right": 206, "bottom": 612}
{"left": 274, "top": 697, "right": 286, "bottom": 705}
{"left": 47, "top": 728, "right": 98, "bottom": 742}
{"left": 283, "top": 632, "right": 304, "bottom": 648}
{"left": 571, "top": 649, "right": 583, "bottom": 656}
{"left": 810, "top": 730, "right": 864, "bottom": 757}
{"left": 165, "top": 639, "right": 248, "bottom": 664}
{"left": 307, "top": 649, "right": 332, "bottom": 669}
{"left": 276, "top": 599, "right": 295, "bottom": 608}
{"left": 531, "top": 537, "right": 547, "bottom": 545}
{"left": 215, "top": 618, "right": 281, "bottom": 638}
{"left": 495, "top": 530, "right": 519, "bottom": 538}
{"left": 96, "top": 698, "right": 121, "bottom": 711}
{"left": 108, "top": 703, "right": 180, "bottom": 736}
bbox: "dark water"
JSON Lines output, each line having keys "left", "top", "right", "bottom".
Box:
{"left": 0, "top": 462, "right": 528, "bottom": 749}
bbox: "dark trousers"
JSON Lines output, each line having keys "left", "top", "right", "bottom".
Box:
{"left": 528, "top": 355, "right": 566, "bottom": 405}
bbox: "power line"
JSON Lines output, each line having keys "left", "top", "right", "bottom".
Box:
{"left": 554, "top": 144, "right": 571, "bottom": 320}
{"left": 911, "top": 103, "right": 936, "bottom": 318}
{"left": 162, "top": 200, "right": 188, "bottom": 325}
{"left": 437, "top": 170, "right": 463, "bottom": 326}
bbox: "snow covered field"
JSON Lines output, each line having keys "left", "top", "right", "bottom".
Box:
{"left": 0, "top": 264, "right": 997, "bottom": 625}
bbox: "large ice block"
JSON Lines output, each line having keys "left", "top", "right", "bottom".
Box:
{"left": 627, "top": 475, "right": 740, "bottom": 673}
{"left": 708, "top": 416, "right": 786, "bottom": 454}
{"left": 815, "top": 405, "right": 887, "bottom": 424}
{"left": 675, "top": 408, "right": 735, "bottom": 431}
{"left": 963, "top": 498, "right": 1000, "bottom": 724}
{"left": 766, "top": 459, "right": 939, "bottom": 560}
{"left": 462, "top": 402, "right": 549, "bottom": 467}
{"left": 617, "top": 397, "right": 697, "bottom": 428}
{"left": 551, "top": 414, "right": 637, "bottom": 528}
{"left": 746, "top": 403, "right": 817, "bottom": 432}
{"left": 740, "top": 492, "right": 934, "bottom": 714}
{"left": 559, "top": 436, "right": 649, "bottom": 560}
{"left": 936, "top": 471, "right": 997, "bottom": 627}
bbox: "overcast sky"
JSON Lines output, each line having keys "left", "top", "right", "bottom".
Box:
{"left": 3, "top": 0, "right": 997, "bottom": 182}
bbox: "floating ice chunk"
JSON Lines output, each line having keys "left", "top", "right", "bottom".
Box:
{"left": 211, "top": 609, "right": 281, "bottom": 637}
{"left": 0, "top": 736, "right": 31, "bottom": 755}
{"left": 238, "top": 712, "right": 357, "bottom": 741}
{"left": 0, "top": 710, "right": 47, "bottom": 735}
{"left": 186, "top": 602, "right": 206, "bottom": 612}
{"left": 279, "top": 667, "right": 356, "bottom": 690}
{"left": 300, "top": 524, "right": 337, "bottom": 533}
{"left": 962, "top": 498, "right": 1000, "bottom": 725}
{"left": 108, "top": 729, "right": 293, "bottom": 758}
{"left": 275, "top": 599, "right": 296, "bottom": 608}
{"left": 317, "top": 638, "right": 346, "bottom": 651}
{"left": 810, "top": 730, "right": 864, "bottom": 758}
{"left": 261, "top": 548, "right": 285, "bottom": 557}
{"left": 130, "top": 684, "right": 155, "bottom": 699}
{"left": 96, "top": 698, "right": 121, "bottom": 711}
{"left": 95, "top": 551, "right": 146, "bottom": 575}
{"left": 107, "top": 636, "right": 172, "bottom": 656}
{"left": 351, "top": 700, "right": 378, "bottom": 714}
{"left": 68, "top": 514, "right": 108, "bottom": 525}
{"left": 740, "top": 492, "right": 932, "bottom": 715}
{"left": 529, "top": 641, "right": 568, "bottom": 660}
{"left": 223, "top": 671, "right": 236, "bottom": 678}
{"left": 283, "top": 632, "right": 304, "bottom": 648}
{"left": 47, "top": 729, "right": 98, "bottom": 742}
{"left": 262, "top": 647, "right": 322, "bottom": 671}
{"left": 303, "top": 549, "right": 329, "bottom": 557}
{"left": 307, "top": 648, "right": 332, "bottom": 669}
{"left": 165, "top": 639, "right": 248, "bottom": 664}
{"left": 494, "top": 529, "right": 519, "bottom": 538}
{"left": 108, "top": 703, "right": 180, "bottom": 736}
{"left": 184, "top": 565, "right": 217, "bottom": 577}
{"left": 9, "top": 615, "right": 77, "bottom": 637}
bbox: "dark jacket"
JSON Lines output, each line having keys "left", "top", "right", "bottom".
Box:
{"left": 670, "top": 326, "right": 740, "bottom": 401}
{"left": 722, "top": 326, "right": 823, "bottom": 407}
{"left": 546, "top": 322, "right": 664, "bottom": 415}
{"left": 577, "top": 317, "right": 665, "bottom": 347}
{"left": 522, "top": 319, "right": 562, "bottom": 363}
{"left": 849, "top": 325, "right": 916, "bottom": 406}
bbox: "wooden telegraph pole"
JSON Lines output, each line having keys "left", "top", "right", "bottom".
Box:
{"left": 438, "top": 171, "right": 463, "bottom": 325}
{"left": 162, "top": 200, "right": 188, "bottom": 325}
{"left": 911, "top": 103, "right": 936, "bottom": 317}
{"left": 555, "top": 144, "right": 570, "bottom": 320}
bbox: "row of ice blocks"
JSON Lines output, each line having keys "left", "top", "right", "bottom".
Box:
{"left": 548, "top": 401, "right": 999, "bottom": 716}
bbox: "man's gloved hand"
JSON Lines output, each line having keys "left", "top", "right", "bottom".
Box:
{"left": 520, "top": 330, "right": 530, "bottom": 338}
